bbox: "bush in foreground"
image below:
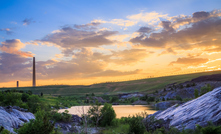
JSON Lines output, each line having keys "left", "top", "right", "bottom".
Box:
{"left": 16, "top": 110, "right": 55, "bottom": 134}
{"left": 100, "top": 103, "right": 116, "bottom": 127}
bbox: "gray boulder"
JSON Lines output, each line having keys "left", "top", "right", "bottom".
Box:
{"left": 145, "top": 86, "right": 221, "bottom": 130}
{"left": 0, "top": 106, "right": 35, "bottom": 133}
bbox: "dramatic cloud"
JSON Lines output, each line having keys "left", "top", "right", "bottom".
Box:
{"left": 1, "top": 9, "right": 221, "bottom": 85}
{"left": 22, "top": 18, "right": 35, "bottom": 25}
{"left": 171, "top": 10, "right": 221, "bottom": 28}
{"left": 0, "top": 39, "right": 33, "bottom": 57}
{"left": 37, "top": 26, "right": 118, "bottom": 56}
{"left": 130, "top": 10, "right": 221, "bottom": 52}
{"left": 0, "top": 53, "right": 32, "bottom": 82}
{"left": 0, "top": 28, "right": 13, "bottom": 35}
{"left": 169, "top": 57, "right": 209, "bottom": 66}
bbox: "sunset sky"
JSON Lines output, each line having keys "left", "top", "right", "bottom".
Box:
{"left": 0, "top": 0, "right": 221, "bottom": 87}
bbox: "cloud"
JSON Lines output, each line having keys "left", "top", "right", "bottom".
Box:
{"left": 109, "top": 19, "right": 137, "bottom": 27}
{"left": 160, "top": 21, "right": 175, "bottom": 32}
{"left": 171, "top": 10, "right": 221, "bottom": 29}
{"left": 169, "top": 57, "right": 209, "bottom": 66}
{"left": 0, "top": 28, "right": 13, "bottom": 35}
{"left": 130, "top": 9, "right": 221, "bottom": 52}
{"left": 137, "top": 27, "right": 152, "bottom": 34}
{"left": 127, "top": 11, "right": 169, "bottom": 24}
{"left": 22, "top": 18, "right": 35, "bottom": 25}
{"left": 158, "top": 48, "right": 177, "bottom": 56}
{"left": 74, "top": 22, "right": 101, "bottom": 30}
{"left": 0, "top": 39, "right": 34, "bottom": 57}
{"left": 36, "top": 26, "right": 118, "bottom": 56}
{"left": 0, "top": 53, "right": 32, "bottom": 82}
{"left": 86, "top": 69, "right": 141, "bottom": 78}
{"left": 92, "top": 11, "right": 168, "bottom": 28}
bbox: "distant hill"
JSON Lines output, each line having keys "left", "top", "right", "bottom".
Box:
{"left": 1, "top": 70, "right": 221, "bottom": 96}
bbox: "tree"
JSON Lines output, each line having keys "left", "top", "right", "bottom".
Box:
{"left": 87, "top": 101, "right": 103, "bottom": 128}
{"left": 100, "top": 103, "right": 116, "bottom": 127}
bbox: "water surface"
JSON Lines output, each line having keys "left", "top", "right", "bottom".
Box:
{"left": 59, "top": 105, "right": 157, "bottom": 118}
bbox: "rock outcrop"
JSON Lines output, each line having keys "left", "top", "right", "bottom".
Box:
{"left": 119, "top": 93, "right": 144, "bottom": 99}
{"left": 145, "top": 86, "right": 221, "bottom": 130}
{"left": 154, "top": 101, "right": 182, "bottom": 110}
{"left": 0, "top": 106, "right": 35, "bottom": 133}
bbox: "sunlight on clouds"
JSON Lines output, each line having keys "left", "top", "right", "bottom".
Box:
{"left": 1, "top": 9, "right": 221, "bottom": 87}
{"left": 127, "top": 11, "right": 169, "bottom": 24}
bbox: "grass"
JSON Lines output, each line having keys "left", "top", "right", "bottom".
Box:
{"left": 1, "top": 70, "right": 221, "bottom": 96}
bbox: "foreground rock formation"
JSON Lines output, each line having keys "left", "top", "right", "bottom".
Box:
{"left": 145, "top": 86, "right": 221, "bottom": 130}
{"left": 0, "top": 106, "right": 35, "bottom": 133}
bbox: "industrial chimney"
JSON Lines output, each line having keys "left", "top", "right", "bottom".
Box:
{"left": 33, "top": 57, "right": 36, "bottom": 87}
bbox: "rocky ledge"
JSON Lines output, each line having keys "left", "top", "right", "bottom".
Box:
{"left": 145, "top": 86, "right": 221, "bottom": 130}
{"left": 0, "top": 106, "right": 35, "bottom": 133}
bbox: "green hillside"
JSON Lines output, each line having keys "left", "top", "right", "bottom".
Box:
{"left": 1, "top": 70, "right": 221, "bottom": 96}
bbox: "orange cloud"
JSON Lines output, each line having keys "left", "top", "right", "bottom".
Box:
{"left": 0, "top": 39, "right": 33, "bottom": 57}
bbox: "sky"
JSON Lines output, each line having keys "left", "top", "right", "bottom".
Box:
{"left": 0, "top": 0, "right": 221, "bottom": 87}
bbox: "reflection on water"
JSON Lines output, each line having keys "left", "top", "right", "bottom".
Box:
{"left": 59, "top": 105, "right": 157, "bottom": 118}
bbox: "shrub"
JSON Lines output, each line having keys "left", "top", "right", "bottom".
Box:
{"left": 27, "top": 95, "right": 50, "bottom": 113}
{"left": 26, "top": 90, "right": 32, "bottom": 95}
{"left": 147, "top": 97, "right": 155, "bottom": 102}
{"left": 27, "top": 95, "right": 41, "bottom": 113}
{"left": 16, "top": 110, "right": 55, "bottom": 134}
{"left": 100, "top": 103, "right": 116, "bottom": 127}
{"left": 61, "top": 110, "right": 72, "bottom": 122}
{"left": 194, "top": 89, "right": 199, "bottom": 98}
{"left": 201, "top": 125, "right": 221, "bottom": 134}
{"left": 162, "top": 97, "right": 165, "bottom": 101}
{"left": 186, "top": 84, "right": 191, "bottom": 87}
{"left": 3, "top": 92, "right": 21, "bottom": 106}
{"left": 0, "top": 126, "right": 11, "bottom": 134}
{"left": 176, "top": 96, "right": 182, "bottom": 101}
{"left": 110, "top": 96, "right": 119, "bottom": 103}
{"left": 140, "top": 95, "right": 148, "bottom": 101}
{"left": 201, "top": 84, "right": 213, "bottom": 96}
{"left": 21, "top": 93, "right": 29, "bottom": 102}
{"left": 128, "top": 114, "right": 146, "bottom": 134}
{"left": 52, "top": 112, "right": 62, "bottom": 121}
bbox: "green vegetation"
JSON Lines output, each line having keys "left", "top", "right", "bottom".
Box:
{"left": 100, "top": 103, "right": 116, "bottom": 127}
{"left": 200, "top": 84, "right": 213, "bottom": 96}
{"left": 15, "top": 110, "right": 54, "bottom": 134}
{"left": 194, "top": 89, "right": 199, "bottom": 98}
{"left": 51, "top": 110, "right": 72, "bottom": 122}
{"left": 1, "top": 71, "right": 221, "bottom": 96}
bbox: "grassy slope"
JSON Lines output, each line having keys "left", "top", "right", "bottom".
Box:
{"left": 1, "top": 71, "right": 221, "bottom": 96}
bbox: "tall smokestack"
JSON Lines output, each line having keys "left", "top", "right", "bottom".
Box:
{"left": 17, "top": 81, "right": 19, "bottom": 88}
{"left": 33, "top": 57, "right": 36, "bottom": 87}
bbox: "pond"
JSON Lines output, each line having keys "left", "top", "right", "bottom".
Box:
{"left": 59, "top": 105, "right": 157, "bottom": 118}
